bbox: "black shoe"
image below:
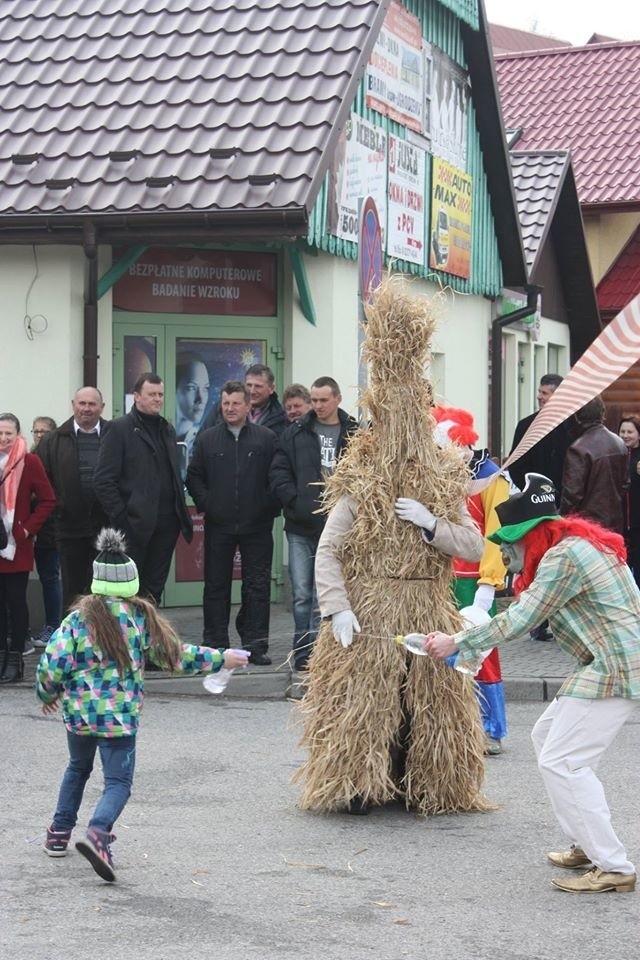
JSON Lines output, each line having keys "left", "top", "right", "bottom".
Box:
{"left": 530, "top": 627, "right": 553, "bottom": 642}
{"left": 346, "top": 796, "right": 370, "bottom": 815}
{"left": 249, "top": 652, "right": 272, "bottom": 666}
{"left": 0, "top": 652, "right": 24, "bottom": 683}
{"left": 294, "top": 660, "right": 309, "bottom": 672}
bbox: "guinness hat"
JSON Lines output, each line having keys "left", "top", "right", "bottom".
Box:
{"left": 487, "top": 473, "right": 559, "bottom": 544}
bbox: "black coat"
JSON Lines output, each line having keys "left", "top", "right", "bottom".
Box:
{"left": 94, "top": 408, "right": 192, "bottom": 547}
{"left": 186, "top": 421, "right": 280, "bottom": 534}
{"left": 36, "top": 416, "right": 111, "bottom": 539}
{"left": 199, "top": 392, "right": 287, "bottom": 437}
{"left": 509, "top": 411, "right": 572, "bottom": 502}
{"left": 269, "top": 409, "right": 358, "bottom": 537}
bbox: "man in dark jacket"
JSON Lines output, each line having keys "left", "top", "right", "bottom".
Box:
{"left": 509, "top": 373, "right": 572, "bottom": 642}
{"left": 199, "top": 363, "right": 286, "bottom": 437}
{"left": 94, "top": 374, "right": 192, "bottom": 604}
{"left": 186, "top": 380, "right": 280, "bottom": 664}
{"left": 561, "top": 395, "right": 629, "bottom": 535}
{"left": 37, "top": 387, "right": 111, "bottom": 611}
{"left": 270, "top": 376, "right": 357, "bottom": 670}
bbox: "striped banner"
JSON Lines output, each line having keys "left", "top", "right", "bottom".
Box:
{"left": 503, "top": 292, "right": 640, "bottom": 470}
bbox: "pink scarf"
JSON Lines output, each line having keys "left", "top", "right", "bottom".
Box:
{"left": 0, "top": 435, "right": 27, "bottom": 561}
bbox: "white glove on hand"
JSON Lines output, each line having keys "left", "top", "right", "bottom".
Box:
{"left": 332, "top": 610, "right": 361, "bottom": 648}
{"left": 395, "top": 498, "right": 437, "bottom": 532}
{"left": 473, "top": 583, "right": 495, "bottom": 612}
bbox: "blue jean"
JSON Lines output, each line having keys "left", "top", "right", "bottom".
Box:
{"left": 52, "top": 731, "right": 136, "bottom": 833}
{"left": 287, "top": 532, "right": 321, "bottom": 667}
{"left": 34, "top": 544, "right": 62, "bottom": 629}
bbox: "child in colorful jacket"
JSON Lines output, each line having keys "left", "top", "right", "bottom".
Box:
{"left": 36, "top": 528, "right": 248, "bottom": 882}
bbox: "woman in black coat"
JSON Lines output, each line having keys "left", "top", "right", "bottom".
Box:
{"left": 619, "top": 415, "right": 640, "bottom": 587}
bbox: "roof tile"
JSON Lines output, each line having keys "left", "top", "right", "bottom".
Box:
{"left": 495, "top": 42, "right": 640, "bottom": 206}
{"left": 0, "top": 0, "right": 386, "bottom": 220}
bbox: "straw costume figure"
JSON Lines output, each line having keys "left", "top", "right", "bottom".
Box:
{"left": 295, "top": 276, "right": 489, "bottom": 816}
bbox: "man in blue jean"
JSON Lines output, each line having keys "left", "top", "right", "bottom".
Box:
{"left": 270, "top": 377, "right": 357, "bottom": 670}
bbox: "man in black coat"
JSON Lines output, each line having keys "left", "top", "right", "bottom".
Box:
{"left": 37, "top": 387, "right": 111, "bottom": 611}
{"left": 199, "top": 363, "right": 286, "bottom": 437}
{"left": 186, "top": 380, "right": 280, "bottom": 664}
{"left": 509, "top": 372, "right": 572, "bottom": 641}
{"left": 94, "top": 373, "right": 192, "bottom": 605}
{"left": 270, "top": 376, "right": 358, "bottom": 670}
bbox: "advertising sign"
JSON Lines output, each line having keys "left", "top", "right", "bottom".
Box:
{"left": 113, "top": 248, "right": 278, "bottom": 316}
{"left": 387, "top": 135, "right": 426, "bottom": 266}
{"left": 366, "top": 1, "right": 424, "bottom": 132}
{"left": 427, "top": 45, "right": 470, "bottom": 169}
{"left": 429, "top": 157, "right": 473, "bottom": 280}
{"left": 326, "top": 114, "right": 387, "bottom": 245}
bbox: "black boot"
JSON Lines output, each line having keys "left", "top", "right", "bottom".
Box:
{"left": 0, "top": 651, "right": 24, "bottom": 684}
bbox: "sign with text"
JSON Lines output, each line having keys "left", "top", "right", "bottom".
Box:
{"left": 429, "top": 157, "right": 472, "bottom": 280}
{"left": 387, "top": 135, "right": 426, "bottom": 266}
{"left": 366, "top": 1, "right": 424, "bottom": 132}
{"left": 427, "top": 45, "right": 470, "bottom": 169}
{"left": 113, "top": 248, "right": 278, "bottom": 316}
{"left": 326, "top": 114, "right": 387, "bottom": 245}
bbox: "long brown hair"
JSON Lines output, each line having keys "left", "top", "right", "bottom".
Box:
{"left": 75, "top": 594, "right": 182, "bottom": 674}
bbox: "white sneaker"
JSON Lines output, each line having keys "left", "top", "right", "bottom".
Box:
{"left": 32, "top": 626, "right": 54, "bottom": 648}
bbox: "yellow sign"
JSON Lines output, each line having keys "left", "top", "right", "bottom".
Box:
{"left": 429, "top": 157, "right": 472, "bottom": 279}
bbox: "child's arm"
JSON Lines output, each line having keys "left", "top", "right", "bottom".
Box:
{"left": 35, "top": 618, "right": 78, "bottom": 705}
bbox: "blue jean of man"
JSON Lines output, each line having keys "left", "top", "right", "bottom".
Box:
{"left": 52, "top": 731, "right": 136, "bottom": 832}
{"left": 287, "top": 532, "right": 321, "bottom": 669}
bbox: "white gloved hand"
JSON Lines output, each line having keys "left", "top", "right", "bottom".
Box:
{"left": 395, "top": 498, "right": 437, "bottom": 532}
{"left": 473, "top": 583, "right": 495, "bottom": 612}
{"left": 331, "top": 610, "right": 362, "bottom": 648}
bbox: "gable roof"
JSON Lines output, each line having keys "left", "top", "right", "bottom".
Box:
{"left": 509, "top": 149, "right": 601, "bottom": 355}
{"left": 597, "top": 225, "right": 640, "bottom": 314}
{"left": 489, "top": 22, "right": 570, "bottom": 56}
{"left": 0, "top": 0, "right": 390, "bottom": 240}
{"left": 495, "top": 41, "right": 640, "bottom": 209}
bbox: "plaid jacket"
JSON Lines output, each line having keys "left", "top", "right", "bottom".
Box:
{"left": 455, "top": 537, "right": 640, "bottom": 699}
{"left": 36, "top": 599, "right": 224, "bottom": 736}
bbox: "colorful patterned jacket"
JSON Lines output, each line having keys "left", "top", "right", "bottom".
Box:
{"left": 36, "top": 599, "right": 223, "bottom": 736}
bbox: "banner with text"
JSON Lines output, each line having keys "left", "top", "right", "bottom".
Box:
{"left": 387, "top": 135, "right": 426, "bottom": 266}
{"left": 366, "top": 1, "right": 424, "bottom": 132}
{"left": 113, "top": 248, "right": 278, "bottom": 316}
{"left": 326, "top": 114, "right": 387, "bottom": 245}
{"left": 428, "top": 157, "right": 472, "bottom": 280}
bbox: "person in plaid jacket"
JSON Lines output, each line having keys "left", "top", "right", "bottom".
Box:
{"left": 424, "top": 472, "right": 640, "bottom": 895}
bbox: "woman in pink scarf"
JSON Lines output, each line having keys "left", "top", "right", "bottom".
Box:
{"left": 0, "top": 413, "right": 56, "bottom": 683}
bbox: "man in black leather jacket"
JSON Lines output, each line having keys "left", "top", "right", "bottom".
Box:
{"left": 186, "top": 380, "right": 280, "bottom": 664}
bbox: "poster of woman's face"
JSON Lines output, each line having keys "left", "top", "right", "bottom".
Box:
{"left": 174, "top": 338, "right": 265, "bottom": 457}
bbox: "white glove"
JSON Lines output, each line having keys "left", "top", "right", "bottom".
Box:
{"left": 395, "top": 498, "right": 436, "bottom": 532}
{"left": 332, "top": 610, "right": 361, "bottom": 648}
{"left": 473, "top": 584, "right": 495, "bottom": 612}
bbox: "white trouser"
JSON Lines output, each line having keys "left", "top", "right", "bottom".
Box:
{"left": 531, "top": 696, "right": 639, "bottom": 874}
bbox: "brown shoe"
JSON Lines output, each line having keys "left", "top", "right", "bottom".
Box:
{"left": 551, "top": 867, "right": 636, "bottom": 894}
{"left": 547, "top": 846, "right": 591, "bottom": 869}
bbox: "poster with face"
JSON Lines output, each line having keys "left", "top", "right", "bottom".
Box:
{"left": 174, "top": 338, "right": 265, "bottom": 456}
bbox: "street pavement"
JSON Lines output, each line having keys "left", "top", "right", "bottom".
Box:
{"left": 1, "top": 692, "right": 639, "bottom": 960}
{"left": 19, "top": 600, "right": 576, "bottom": 703}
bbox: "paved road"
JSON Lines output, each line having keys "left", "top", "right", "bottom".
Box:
{"left": 2, "top": 691, "right": 638, "bottom": 960}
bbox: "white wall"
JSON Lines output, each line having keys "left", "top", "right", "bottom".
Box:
{"left": 0, "top": 244, "right": 113, "bottom": 436}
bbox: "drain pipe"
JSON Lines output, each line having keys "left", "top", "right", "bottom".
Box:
{"left": 83, "top": 221, "right": 99, "bottom": 387}
{"left": 490, "top": 285, "right": 541, "bottom": 459}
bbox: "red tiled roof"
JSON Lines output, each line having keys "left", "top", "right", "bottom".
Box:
{"left": 0, "top": 0, "right": 387, "bottom": 225}
{"left": 597, "top": 225, "right": 640, "bottom": 312}
{"left": 489, "top": 22, "right": 570, "bottom": 56}
{"left": 495, "top": 41, "right": 640, "bottom": 207}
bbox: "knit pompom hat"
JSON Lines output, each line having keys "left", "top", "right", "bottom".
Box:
{"left": 91, "top": 528, "right": 139, "bottom": 598}
{"left": 432, "top": 406, "right": 479, "bottom": 448}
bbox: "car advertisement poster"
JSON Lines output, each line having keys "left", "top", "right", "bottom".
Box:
{"left": 387, "top": 135, "right": 426, "bottom": 266}
{"left": 365, "top": 1, "right": 424, "bottom": 133}
{"left": 326, "top": 114, "right": 387, "bottom": 245}
{"left": 429, "top": 157, "right": 473, "bottom": 279}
